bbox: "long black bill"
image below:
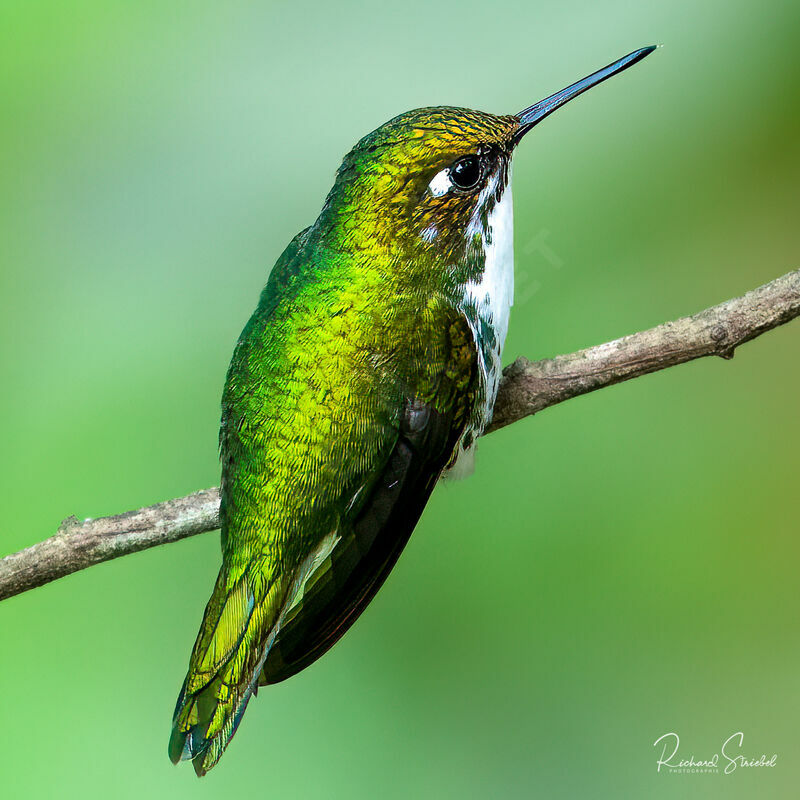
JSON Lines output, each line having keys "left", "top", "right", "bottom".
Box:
{"left": 513, "top": 46, "right": 657, "bottom": 144}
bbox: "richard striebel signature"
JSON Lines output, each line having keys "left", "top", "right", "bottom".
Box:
{"left": 653, "top": 732, "right": 778, "bottom": 775}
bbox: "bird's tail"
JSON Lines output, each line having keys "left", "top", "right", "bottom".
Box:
{"left": 168, "top": 566, "right": 286, "bottom": 776}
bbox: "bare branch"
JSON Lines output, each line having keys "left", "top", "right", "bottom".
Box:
{"left": 2, "top": 269, "right": 798, "bottom": 602}
{"left": 0, "top": 490, "right": 220, "bottom": 601}
{"left": 486, "top": 268, "right": 800, "bottom": 431}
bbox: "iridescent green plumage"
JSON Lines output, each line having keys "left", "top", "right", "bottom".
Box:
{"left": 169, "top": 109, "right": 515, "bottom": 775}
{"left": 169, "top": 47, "right": 656, "bottom": 776}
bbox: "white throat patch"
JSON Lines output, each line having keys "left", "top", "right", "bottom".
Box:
{"left": 465, "top": 177, "right": 515, "bottom": 355}
{"left": 445, "top": 173, "right": 515, "bottom": 480}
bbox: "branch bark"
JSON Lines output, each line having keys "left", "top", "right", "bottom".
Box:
{"left": 2, "top": 269, "right": 798, "bottom": 602}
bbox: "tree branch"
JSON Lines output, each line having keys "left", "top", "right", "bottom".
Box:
{"left": 2, "top": 269, "right": 798, "bottom": 602}
{"left": 486, "top": 269, "right": 800, "bottom": 431}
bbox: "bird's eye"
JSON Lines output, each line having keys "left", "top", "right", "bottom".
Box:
{"left": 426, "top": 155, "right": 485, "bottom": 197}
{"left": 449, "top": 156, "right": 482, "bottom": 190}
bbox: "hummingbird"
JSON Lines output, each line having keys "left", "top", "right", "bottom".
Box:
{"left": 169, "top": 45, "right": 656, "bottom": 776}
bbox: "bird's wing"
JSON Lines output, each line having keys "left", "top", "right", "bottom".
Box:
{"left": 260, "top": 386, "right": 466, "bottom": 685}
{"left": 170, "top": 234, "right": 480, "bottom": 775}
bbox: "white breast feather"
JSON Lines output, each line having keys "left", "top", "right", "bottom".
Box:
{"left": 467, "top": 180, "right": 515, "bottom": 354}
{"left": 446, "top": 175, "right": 514, "bottom": 480}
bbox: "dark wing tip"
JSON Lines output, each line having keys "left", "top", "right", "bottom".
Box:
{"left": 168, "top": 723, "right": 203, "bottom": 766}
{"left": 168, "top": 724, "right": 214, "bottom": 777}
{"left": 193, "top": 753, "right": 210, "bottom": 778}
{"left": 168, "top": 727, "right": 188, "bottom": 765}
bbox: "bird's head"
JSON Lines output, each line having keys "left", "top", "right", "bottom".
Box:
{"left": 318, "top": 46, "right": 656, "bottom": 278}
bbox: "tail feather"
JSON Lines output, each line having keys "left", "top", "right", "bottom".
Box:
{"left": 169, "top": 567, "right": 286, "bottom": 776}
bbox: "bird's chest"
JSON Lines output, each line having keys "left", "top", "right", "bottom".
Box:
{"left": 445, "top": 185, "right": 515, "bottom": 478}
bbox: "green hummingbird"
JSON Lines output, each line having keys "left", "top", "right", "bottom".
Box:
{"left": 169, "top": 45, "right": 655, "bottom": 776}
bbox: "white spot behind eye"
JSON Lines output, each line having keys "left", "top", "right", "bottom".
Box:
{"left": 427, "top": 168, "right": 452, "bottom": 197}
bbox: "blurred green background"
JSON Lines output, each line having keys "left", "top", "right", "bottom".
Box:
{"left": 2, "top": 1, "right": 798, "bottom": 797}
